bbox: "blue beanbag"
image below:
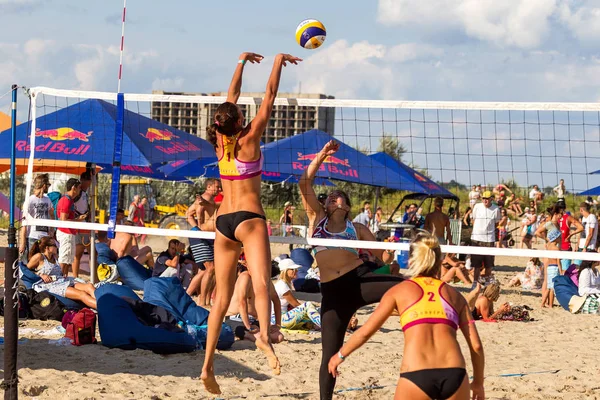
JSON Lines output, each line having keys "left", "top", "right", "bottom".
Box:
{"left": 143, "top": 277, "right": 209, "bottom": 325}
{"left": 97, "top": 292, "right": 196, "bottom": 354}
{"left": 18, "top": 262, "right": 84, "bottom": 310}
{"left": 143, "top": 277, "right": 234, "bottom": 350}
{"left": 116, "top": 256, "right": 152, "bottom": 290}
{"left": 94, "top": 282, "right": 139, "bottom": 302}
{"left": 291, "top": 248, "right": 313, "bottom": 280}
{"left": 553, "top": 275, "right": 579, "bottom": 311}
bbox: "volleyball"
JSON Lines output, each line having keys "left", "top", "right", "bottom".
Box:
{"left": 295, "top": 19, "right": 326, "bottom": 49}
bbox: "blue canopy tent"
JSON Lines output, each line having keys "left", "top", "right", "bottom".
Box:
{"left": 582, "top": 169, "right": 600, "bottom": 196}
{"left": 259, "top": 130, "right": 404, "bottom": 187}
{"left": 367, "top": 151, "right": 458, "bottom": 222}
{"left": 0, "top": 98, "right": 215, "bottom": 169}
{"left": 98, "top": 163, "right": 192, "bottom": 183}
{"left": 578, "top": 186, "right": 600, "bottom": 196}
{"left": 161, "top": 151, "right": 333, "bottom": 186}
{"left": 369, "top": 152, "right": 455, "bottom": 196}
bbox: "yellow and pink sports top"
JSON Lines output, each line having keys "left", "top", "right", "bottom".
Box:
{"left": 218, "top": 132, "right": 263, "bottom": 180}
{"left": 399, "top": 277, "right": 460, "bottom": 331}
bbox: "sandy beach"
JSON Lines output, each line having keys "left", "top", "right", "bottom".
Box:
{"left": 1, "top": 234, "right": 600, "bottom": 400}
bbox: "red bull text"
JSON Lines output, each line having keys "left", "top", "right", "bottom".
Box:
{"left": 16, "top": 127, "right": 93, "bottom": 155}
{"left": 294, "top": 152, "right": 358, "bottom": 178}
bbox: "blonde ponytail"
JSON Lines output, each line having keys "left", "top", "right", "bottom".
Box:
{"left": 406, "top": 233, "right": 442, "bottom": 278}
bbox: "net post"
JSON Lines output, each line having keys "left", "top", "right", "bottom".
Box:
{"left": 3, "top": 84, "right": 19, "bottom": 399}
{"left": 89, "top": 163, "right": 97, "bottom": 284}
{"left": 107, "top": 93, "right": 125, "bottom": 239}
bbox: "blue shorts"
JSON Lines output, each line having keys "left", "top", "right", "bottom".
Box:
{"left": 547, "top": 265, "right": 559, "bottom": 289}
{"left": 560, "top": 258, "right": 572, "bottom": 272}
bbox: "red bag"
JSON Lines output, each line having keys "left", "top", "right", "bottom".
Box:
{"left": 65, "top": 308, "right": 97, "bottom": 346}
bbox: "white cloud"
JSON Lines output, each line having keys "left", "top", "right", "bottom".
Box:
{"left": 558, "top": 1, "right": 600, "bottom": 42}
{"left": 0, "top": 40, "right": 161, "bottom": 94}
{"left": 151, "top": 77, "right": 185, "bottom": 91}
{"left": 377, "top": 0, "right": 600, "bottom": 49}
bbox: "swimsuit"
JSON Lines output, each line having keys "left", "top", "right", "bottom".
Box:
{"left": 217, "top": 132, "right": 263, "bottom": 180}
{"left": 311, "top": 217, "right": 359, "bottom": 256}
{"left": 215, "top": 132, "right": 266, "bottom": 242}
{"left": 399, "top": 277, "right": 466, "bottom": 399}
{"left": 399, "top": 276, "right": 460, "bottom": 331}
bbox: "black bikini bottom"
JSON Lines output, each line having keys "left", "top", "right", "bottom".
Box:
{"left": 400, "top": 367, "right": 466, "bottom": 399}
{"left": 216, "top": 211, "right": 266, "bottom": 242}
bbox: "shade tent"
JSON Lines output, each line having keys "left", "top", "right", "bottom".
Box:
{"left": 0, "top": 99, "right": 215, "bottom": 168}
{"left": 161, "top": 153, "right": 333, "bottom": 185}
{"left": 258, "top": 130, "right": 405, "bottom": 187}
{"left": 0, "top": 192, "right": 22, "bottom": 221}
{"left": 368, "top": 152, "right": 455, "bottom": 196}
{"left": 578, "top": 186, "right": 600, "bottom": 196}
{"left": 98, "top": 163, "right": 192, "bottom": 183}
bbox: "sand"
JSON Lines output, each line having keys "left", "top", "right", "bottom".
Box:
{"left": 1, "top": 233, "right": 600, "bottom": 400}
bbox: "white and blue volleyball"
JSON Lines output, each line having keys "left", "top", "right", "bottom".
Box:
{"left": 295, "top": 19, "right": 326, "bottom": 49}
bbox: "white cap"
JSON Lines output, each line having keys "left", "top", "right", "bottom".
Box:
{"left": 278, "top": 258, "right": 302, "bottom": 271}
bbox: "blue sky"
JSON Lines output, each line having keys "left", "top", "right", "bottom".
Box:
{"left": 2, "top": 0, "right": 600, "bottom": 192}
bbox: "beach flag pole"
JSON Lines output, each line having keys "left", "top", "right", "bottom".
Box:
{"left": 2, "top": 84, "right": 20, "bottom": 399}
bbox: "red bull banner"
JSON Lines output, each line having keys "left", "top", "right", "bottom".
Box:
{"left": 293, "top": 152, "right": 358, "bottom": 178}
{"left": 15, "top": 128, "right": 93, "bottom": 156}
{"left": 139, "top": 128, "right": 201, "bottom": 155}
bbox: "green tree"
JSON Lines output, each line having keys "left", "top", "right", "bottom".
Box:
{"left": 377, "top": 136, "right": 407, "bottom": 162}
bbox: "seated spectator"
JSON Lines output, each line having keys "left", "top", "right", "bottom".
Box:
{"left": 26, "top": 237, "right": 97, "bottom": 308}
{"left": 441, "top": 254, "right": 472, "bottom": 286}
{"left": 227, "top": 267, "right": 284, "bottom": 344}
{"left": 153, "top": 239, "right": 185, "bottom": 278}
{"left": 578, "top": 261, "right": 600, "bottom": 296}
{"left": 110, "top": 209, "right": 154, "bottom": 268}
{"left": 401, "top": 203, "right": 418, "bottom": 224}
{"left": 177, "top": 243, "right": 201, "bottom": 289}
{"left": 508, "top": 258, "right": 544, "bottom": 290}
{"left": 473, "top": 283, "right": 509, "bottom": 320}
{"left": 504, "top": 193, "right": 523, "bottom": 216}
{"left": 95, "top": 230, "right": 118, "bottom": 265}
{"left": 576, "top": 261, "right": 600, "bottom": 314}
{"left": 273, "top": 259, "right": 322, "bottom": 331}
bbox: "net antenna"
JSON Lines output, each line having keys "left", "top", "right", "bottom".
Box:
{"left": 107, "top": 0, "right": 128, "bottom": 241}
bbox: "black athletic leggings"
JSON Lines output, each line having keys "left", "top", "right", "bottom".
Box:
{"left": 319, "top": 262, "right": 404, "bottom": 400}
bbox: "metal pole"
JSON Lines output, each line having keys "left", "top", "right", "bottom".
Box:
{"left": 3, "top": 84, "right": 20, "bottom": 399}
{"left": 89, "top": 164, "right": 97, "bottom": 283}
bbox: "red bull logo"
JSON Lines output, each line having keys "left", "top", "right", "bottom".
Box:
{"left": 414, "top": 172, "right": 427, "bottom": 182}
{"left": 140, "top": 128, "right": 179, "bottom": 142}
{"left": 293, "top": 152, "right": 358, "bottom": 178}
{"left": 17, "top": 127, "right": 92, "bottom": 155}
{"left": 296, "top": 152, "right": 351, "bottom": 167}
{"left": 35, "top": 127, "right": 92, "bottom": 142}
{"left": 140, "top": 128, "right": 196, "bottom": 155}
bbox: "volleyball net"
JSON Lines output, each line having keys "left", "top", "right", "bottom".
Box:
{"left": 15, "top": 86, "right": 600, "bottom": 271}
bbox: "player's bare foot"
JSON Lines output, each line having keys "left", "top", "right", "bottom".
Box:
{"left": 201, "top": 368, "right": 221, "bottom": 394}
{"left": 255, "top": 336, "right": 281, "bottom": 375}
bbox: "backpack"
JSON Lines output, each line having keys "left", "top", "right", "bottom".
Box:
{"left": 0, "top": 292, "right": 32, "bottom": 319}
{"left": 65, "top": 308, "right": 97, "bottom": 346}
{"left": 26, "top": 290, "right": 65, "bottom": 321}
{"left": 48, "top": 191, "right": 83, "bottom": 219}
